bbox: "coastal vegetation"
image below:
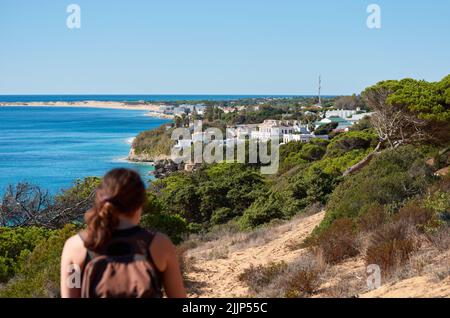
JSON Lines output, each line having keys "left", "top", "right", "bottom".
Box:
{"left": 0, "top": 75, "right": 449, "bottom": 297}
{"left": 130, "top": 124, "right": 175, "bottom": 161}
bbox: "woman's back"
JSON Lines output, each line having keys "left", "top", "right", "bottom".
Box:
{"left": 60, "top": 168, "right": 186, "bottom": 298}
{"left": 79, "top": 226, "right": 163, "bottom": 298}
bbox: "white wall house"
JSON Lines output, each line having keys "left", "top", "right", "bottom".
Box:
{"left": 251, "top": 120, "right": 295, "bottom": 141}
{"left": 325, "top": 109, "right": 358, "bottom": 119}
{"left": 283, "top": 134, "right": 329, "bottom": 144}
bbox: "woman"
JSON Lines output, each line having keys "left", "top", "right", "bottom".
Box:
{"left": 60, "top": 168, "right": 186, "bottom": 298}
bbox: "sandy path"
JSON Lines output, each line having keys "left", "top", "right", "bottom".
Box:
{"left": 360, "top": 275, "right": 450, "bottom": 298}
{"left": 185, "top": 212, "right": 325, "bottom": 298}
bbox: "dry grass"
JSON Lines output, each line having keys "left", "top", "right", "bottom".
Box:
{"left": 315, "top": 218, "right": 359, "bottom": 264}
{"left": 184, "top": 211, "right": 321, "bottom": 261}
{"left": 365, "top": 219, "right": 420, "bottom": 277}
{"left": 284, "top": 255, "right": 324, "bottom": 297}
{"left": 238, "top": 261, "right": 288, "bottom": 294}
{"left": 238, "top": 253, "right": 326, "bottom": 298}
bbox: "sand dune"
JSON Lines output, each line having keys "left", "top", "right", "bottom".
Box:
{"left": 184, "top": 211, "right": 450, "bottom": 298}
{"left": 185, "top": 212, "right": 325, "bottom": 298}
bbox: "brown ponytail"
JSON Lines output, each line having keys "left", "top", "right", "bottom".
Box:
{"left": 83, "top": 168, "right": 147, "bottom": 252}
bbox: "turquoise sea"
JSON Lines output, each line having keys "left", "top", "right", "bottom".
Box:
{"left": 0, "top": 106, "right": 170, "bottom": 195}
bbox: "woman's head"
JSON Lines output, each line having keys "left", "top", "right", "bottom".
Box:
{"left": 84, "top": 168, "right": 147, "bottom": 251}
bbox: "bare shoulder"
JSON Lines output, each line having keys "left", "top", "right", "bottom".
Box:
{"left": 152, "top": 232, "right": 174, "bottom": 249}
{"left": 149, "top": 232, "right": 176, "bottom": 272}
{"left": 62, "top": 233, "right": 86, "bottom": 260}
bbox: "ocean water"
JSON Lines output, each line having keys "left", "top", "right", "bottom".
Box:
{"left": 0, "top": 95, "right": 324, "bottom": 103}
{"left": 0, "top": 107, "right": 170, "bottom": 195}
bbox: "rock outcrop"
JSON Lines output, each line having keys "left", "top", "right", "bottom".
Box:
{"left": 150, "top": 159, "right": 185, "bottom": 179}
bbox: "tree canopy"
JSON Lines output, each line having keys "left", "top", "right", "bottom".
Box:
{"left": 362, "top": 75, "right": 450, "bottom": 148}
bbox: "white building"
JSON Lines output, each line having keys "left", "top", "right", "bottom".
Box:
{"left": 325, "top": 109, "right": 358, "bottom": 119}
{"left": 346, "top": 112, "right": 373, "bottom": 123}
{"left": 251, "top": 120, "right": 296, "bottom": 141}
{"left": 293, "top": 123, "right": 310, "bottom": 134}
{"left": 283, "top": 134, "right": 329, "bottom": 144}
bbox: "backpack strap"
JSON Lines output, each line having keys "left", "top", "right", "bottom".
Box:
{"left": 136, "top": 229, "right": 163, "bottom": 296}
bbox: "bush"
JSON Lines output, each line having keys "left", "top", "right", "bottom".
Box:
{"left": 325, "top": 130, "right": 378, "bottom": 158}
{"left": 0, "top": 224, "right": 78, "bottom": 297}
{"left": 211, "top": 207, "right": 236, "bottom": 225}
{"left": 314, "top": 218, "right": 359, "bottom": 264}
{"left": 0, "top": 227, "right": 54, "bottom": 283}
{"left": 55, "top": 177, "right": 101, "bottom": 205}
{"left": 314, "top": 122, "right": 338, "bottom": 135}
{"left": 289, "top": 167, "right": 338, "bottom": 208}
{"left": 132, "top": 125, "right": 175, "bottom": 158}
{"left": 284, "top": 267, "right": 322, "bottom": 297}
{"left": 423, "top": 176, "right": 450, "bottom": 225}
{"left": 238, "top": 261, "right": 288, "bottom": 293}
{"left": 140, "top": 213, "right": 188, "bottom": 244}
{"left": 365, "top": 221, "right": 419, "bottom": 275}
{"left": 312, "top": 149, "right": 371, "bottom": 176}
{"left": 299, "top": 144, "right": 326, "bottom": 162}
{"left": 152, "top": 164, "right": 267, "bottom": 228}
{"left": 358, "top": 204, "right": 389, "bottom": 232}
{"left": 248, "top": 254, "right": 325, "bottom": 298}
{"left": 238, "top": 192, "right": 284, "bottom": 230}
{"left": 316, "top": 146, "right": 434, "bottom": 235}
{"left": 393, "top": 203, "right": 437, "bottom": 232}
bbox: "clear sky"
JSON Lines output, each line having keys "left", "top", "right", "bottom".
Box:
{"left": 0, "top": 0, "right": 449, "bottom": 95}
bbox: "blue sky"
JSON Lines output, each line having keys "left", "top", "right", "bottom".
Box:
{"left": 0, "top": 0, "right": 449, "bottom": 95}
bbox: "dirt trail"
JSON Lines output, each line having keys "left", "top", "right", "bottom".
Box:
{"left": 360, "top": 275, "right": 450, "bottom": 298}
{"left": 185, "top": 210, "right": 450, "bottom": 298}
{"left": 185, "top": 212, "right": 325, "bottom": 298}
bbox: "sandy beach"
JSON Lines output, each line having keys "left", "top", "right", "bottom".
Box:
{"left": 0, "top": 101, "right": 174, "bottom": 119}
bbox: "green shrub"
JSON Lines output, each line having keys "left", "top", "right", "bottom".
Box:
{"left": 299, "top": 144, "right": 326, "bottom": 162}
{"left": 55, "top": 177, "right": 101, "bottom": 204}
{"left": 0, "top": 224, "right": 77, "bottom": 297}
{"left": 314, "top": 122, "right": 338, "bottom": 135}
{"left": 423, "top": 176, "right": 450, "bottom": 225}
{"left": 0, "top": 227, "right": 54, "bottom": 283}
{"left": 152, "top": 163, "right": 267, "bottom": 228}
{"left": 238, "top": 192, "right": 284, "bottom": 230}
{"left": 289, "top": 167, "right": 338, "bottom": 208}
{"left": 132, "top": 124, "right": 175, "bottom": 157}
{"left": 312, "top": 149, "right": 371, "bottom": 176}
{"left": 310, "top": 138, "right": 330, "bottom": 148}
{"left": 140, "top": 213, "right": 188, "bottom": 244}
{"left": 315, "top": 146, "right": 434, "bottom": 235}
{"left": 325, "top": 130, "right": 378, "bottom": 158}
{"left": 211, "top": 207, "right": 235, "bottom": 225}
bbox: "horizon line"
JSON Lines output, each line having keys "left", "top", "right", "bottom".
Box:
{"left": 0, "top": 93, "right": 344, "bottom": 97}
